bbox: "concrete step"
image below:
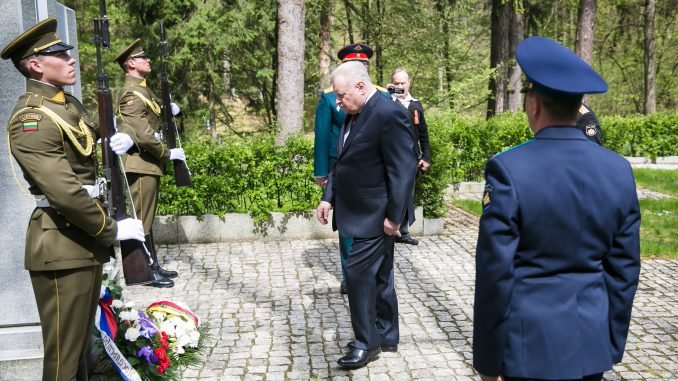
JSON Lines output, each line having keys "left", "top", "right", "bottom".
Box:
{"left": 0, "top": 325, "right": 42, "bottom": 352}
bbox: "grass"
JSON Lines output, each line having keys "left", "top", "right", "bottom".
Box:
{"left": 450, "top": 169, "right": 678, "bottom": 259}
{"left": 634, "top": 169, "right": 678, "bottom": 259}
{"left": 452, "top": 199, "right": 483, "bottom": 216}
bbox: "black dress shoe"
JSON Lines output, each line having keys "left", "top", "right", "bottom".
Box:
{"left": 145, "top": 270, "right": 174, "bottom": 288}
{"left": 340, "top": 280, "right": 348, "bottom": 294}
{"left": 395, "top": 235, "right": 418, "bottom": 245}
{"left": 337, "top": 347, "right": 381, "bottom": 369}
{"left": 347, "top": 341, "right": 397, "bottom": 352}
{"left": 157, "top": 268, "right": 178, "bottom": 278}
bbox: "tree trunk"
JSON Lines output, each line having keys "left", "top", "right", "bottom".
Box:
{"left": 319, "top": 0, "right": 331, "bottom": 89}
{"left": 374, "top": 0, "right": 385, "bottom": 85}
{"left": 275, "top": 0, "right": 305, "bottom": 145}
{"left": 435, "top": 0, "right": 455, "bottom": 109}
{"left": 643, "top": 0, "right": 656, "bottom": 114}
{"left": 507, "top": 3, "right": 524, "bottom": 112}
{"left": 575, "top": 0, "right": 597, "bottom": 64}
{"left": 487, "top": 0, "right": 510, "bottom": 119}
{"left": 343, "top": 0, "right": 354, "bottom": 43}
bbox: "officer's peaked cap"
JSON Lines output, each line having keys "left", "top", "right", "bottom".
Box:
{"left": 337, "top": 43, "right": 373, "bottom": 62}
{"left": 114, "top": 38, "right": 146, "bottom": 66}
{"left": 516, "top": 36, "right": 607, "bottom": 100}
{"left": 1, "top": 18, "right": 73, "bottom": 66}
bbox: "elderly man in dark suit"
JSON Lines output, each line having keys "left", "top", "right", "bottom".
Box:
{"left": 473, "top": 36, "right": 641, "bottom": 381}
{"left": 316, "top": 61, "right": 418, "bottom": 369}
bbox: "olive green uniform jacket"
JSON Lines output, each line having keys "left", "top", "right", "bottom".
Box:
{"left": 116, "top": 75, "right": 169, "bottom": 175}
{"left": 116, "top": 75, "right": 169, "bottom": 233}
{"left": 8, "top": 79, "right": 119, "bottom": 270}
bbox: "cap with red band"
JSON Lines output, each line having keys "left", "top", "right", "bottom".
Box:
{"left": 337, "top": 43, "right": 373, "bottom": 62}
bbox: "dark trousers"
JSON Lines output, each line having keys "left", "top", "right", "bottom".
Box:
{"left": 504, "top": 374, "right": 603, "bottom": 381}
{"left": 345, "top": 235, "right": 399, "bottom": 350}
{"left": 338, "top": 233, "right": 352, "bottom": 278}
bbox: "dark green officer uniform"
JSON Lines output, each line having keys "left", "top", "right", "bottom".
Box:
{"left": 1, "top": 18, "right": 119, "bottom": 381}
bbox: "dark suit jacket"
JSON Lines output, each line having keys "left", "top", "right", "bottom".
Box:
{"left": 473, "top": 127, "right": 641, "bottom": 379}
{"left": 322, "top": 91, "right": 418, "bottom": 238}
{"left": 408, "top": 100, "right": 430, "bottom": 162}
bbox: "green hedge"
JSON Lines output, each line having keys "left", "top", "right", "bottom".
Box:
{"left": 158, "top": 136, "right": 322, "bottom": 221}
{"left": 601, "top": 113, "right": 678, "bottom": 159}
{"left": 159, "top": 112, "right": 678, "bottom": 219}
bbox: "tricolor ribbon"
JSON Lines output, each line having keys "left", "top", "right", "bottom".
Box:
{"left": 95, "top": 286, "right": 142, "bottom": 381}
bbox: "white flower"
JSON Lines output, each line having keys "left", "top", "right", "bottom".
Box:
{"left": 175, "top": 345, "right": 185, "bottom": 355}
{"left": 125, "top": 327, "right": 140, "bottom": 341}
{"left": 159, "top": 320, "right": 176, "bottom": 337}
{"left": 111, "top": 299, "right": 123, "bottom": 308}
{"left": 119, "top": 309, "right": 140, "bottom": 322}
{"left": 187, "top": 330, "right": 200, "bottom": 347}
{"left": 124, "top": 301, "right": 136, "bottom": 309}
{"left": 151, "top": 311, "right": 166, "bottom": 322}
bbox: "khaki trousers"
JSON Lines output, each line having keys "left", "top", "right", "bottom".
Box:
{"left": 30, "top": 265, "right": 102, "bottom": 381}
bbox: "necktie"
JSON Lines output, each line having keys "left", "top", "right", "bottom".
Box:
{"left": 343, "top": 113, "right": 358, "bottom": 146}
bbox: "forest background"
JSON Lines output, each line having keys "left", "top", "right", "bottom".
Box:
{"left": 64, "top": 0, "right": 677, "bottom": 138}
{"left": 59, "top": 0, "right": 677, "bottom": 220}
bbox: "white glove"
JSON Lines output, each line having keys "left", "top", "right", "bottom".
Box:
{"left": 116, "top": 218, "right": 145, "bottom": 241}
{"left": 110, "top": 133, "right": 134, "bottom": 155}
{"left": 170, "top": 102, "right": 181, "bottom": 116}
{"left": 169, "top": 148, "right": 186, "bottom": 161}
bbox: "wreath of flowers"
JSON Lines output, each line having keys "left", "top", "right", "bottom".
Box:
{"left": 95, "top": 275, "right": 206, "bottom": 380}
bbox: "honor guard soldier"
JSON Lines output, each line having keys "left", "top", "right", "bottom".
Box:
{"left": 114, "top": 39, "right": 185, "bottom": 288}
{"left": 313, "top": 42, "right": 388, "bottom": 294}
{"left": 1, "top": 18, "right": 144, "bottom": 380}
{"left": 472, "top": 36, "right": 641, "bottom": 381}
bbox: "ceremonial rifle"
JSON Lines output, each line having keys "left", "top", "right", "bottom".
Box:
{"left": 159, "top": 21, "right": 192, "bottom": 187}
{"left": 95, "top": 0, "right": 154, "bottom": 285}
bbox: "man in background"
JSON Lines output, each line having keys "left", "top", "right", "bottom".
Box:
{"left": 473, "top": 36, "right": 641, "bottom": 381}
{"left": 388, "top": 67, "right": 430, "bottom": 245}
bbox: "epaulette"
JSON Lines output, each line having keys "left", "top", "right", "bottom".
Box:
{"left": 579, "top": 104, "right": 591, "bottom": 115}
{"left": 323, "top": 86, "right": 333, "bottom": 94}
{"left": 25, "top": 93, "right": 43, "bottom": 108}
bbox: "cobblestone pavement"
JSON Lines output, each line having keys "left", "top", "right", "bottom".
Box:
{"left": 120, "top": 207, "right": 677, "bottom": 380}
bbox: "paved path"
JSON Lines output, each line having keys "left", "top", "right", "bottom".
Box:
{"left": 119, "top": 207, "right": 677, "bottom": 380}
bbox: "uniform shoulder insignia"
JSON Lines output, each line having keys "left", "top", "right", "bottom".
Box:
{"left": 482, "top": 184, "right": 493, "bottom": 209}
{"left": 578, "top": 104, "right": 590, "bottom": 115}
{"left": 323, "top": 86, "right": 333, "bottom": 94}
{"left": 120, "top": 94, "right": 137, "bottom": 107}
{"left": 17, "top": 112, "right": 43, "bottom": 132}
{"left": 585, "top": 125, "right": 597, "bottom": 136}
{"left": 375, "top": 85, "right": 388, "bottom": 92}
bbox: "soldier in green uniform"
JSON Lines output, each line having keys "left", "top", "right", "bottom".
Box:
{"left": 1, "top": 18, "right": 145, "bottom": 381}
{"left": 314, "top": 43, "right": 389, "bottom": 294}
{"left": 114, "top": 39, "right": 185, "bottom": 288}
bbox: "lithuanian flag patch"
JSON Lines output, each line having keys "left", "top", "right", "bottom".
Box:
{"left": 18, "top": 113, "right": 42, "bottom": 132}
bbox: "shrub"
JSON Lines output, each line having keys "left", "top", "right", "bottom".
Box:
{"left": 158, "top": 112, "right": 677, "bottom": 220}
